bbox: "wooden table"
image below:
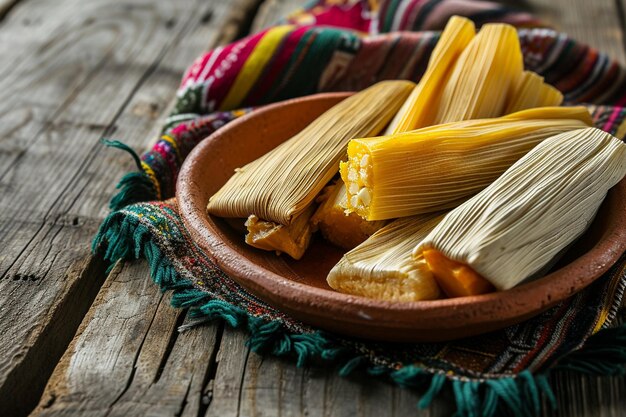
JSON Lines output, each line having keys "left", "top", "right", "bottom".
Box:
{"left": 1, "top": 0, "right": 625, "bottom": 416}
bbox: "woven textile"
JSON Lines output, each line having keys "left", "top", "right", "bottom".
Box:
{"left": 95, "top": 1, "right": 626, "bottom": 415}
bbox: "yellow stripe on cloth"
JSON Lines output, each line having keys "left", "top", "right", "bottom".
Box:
{"left": 161, "top": 134, "right": 181, "bottom": 160}
{"left": 592, "top": 261, "right": 626, "bottom": 334}
{"left": 219, "top": 25, "right": 294, "bottom": 110}
{"left": 141, "top": 161, "right": 161, "bottom": 199}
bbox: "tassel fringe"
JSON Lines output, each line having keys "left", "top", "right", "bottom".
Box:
{"left": 101, "top": 139, "right": 158, "bottom": 211}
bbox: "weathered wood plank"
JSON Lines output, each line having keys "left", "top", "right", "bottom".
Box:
{"left": 0, "top": 0, "right": 259, "bottom": 415}
{"left": 236, "top": 346, "right": 454, "bottom": 417}
{"left": 251, "top": 0, "right": 302, "bottom": 32}
{"left": 31, "top": 260, "right": 223, "bottom": 417}
{"left": 542, "top": 372, "right": 626, "bottom": 417}
{"left": 205, "top": 328, "right": 455, "bottom": 417}
{"left": 204, "top": 328, "right": 251, "bottom": 417}
{"left": 0, "top": 0, "right": 20, "bottom": 20}
{"left": 615, "top": 0, "right": 626, "bottom": 58}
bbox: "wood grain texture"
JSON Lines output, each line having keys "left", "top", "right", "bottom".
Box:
{"left": 0, "top": 0, "right": 260, "bottom": 415}
{"left": 31, "top": 260, "right": 223, "bottom": 417}
{"left": 205, "top": 328, "right": 456, "bottom": 417}
{"left": 0, "top": 0, "right": 20, "bottom": 20}
{"left": 251, "top": 0, "right": 303, "bottom": 32}
{"left": 616, "top": 0, "right": 626, "bottom": 58}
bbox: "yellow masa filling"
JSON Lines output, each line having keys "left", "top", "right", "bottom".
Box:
{"left": 422, "top": 249, "right": 495, "bottom": 298}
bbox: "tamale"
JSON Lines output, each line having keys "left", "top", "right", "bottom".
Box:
{"left": 245, "top": 205, "right": 316, "bottom": 260}
{"left": 326, "top": 18, "right": 562, "bottom": 247}
{"left": 389, "top": 19, "right": 562, "bottom": 135}
{"left": 414, "top": 127, "right": 626, "bottom": 293}
{"left": 327, "top": 214, "right": 443, "bottom": 302}
{"left": 434, "top": 23, "right": 523, "bottom": 123}
{"left": 319, "top": 16, "right": 474, "bottom": 250}
{"left": 385, "top": 16, "right": 476, "bottom": 134}
{"left": 311, "top": 181, "right": 386, "bottom": 249}
{"left": 207, "top": 80, "right": 414, "bottom": 225}
{"left": 341, "top": 106, "right": 592, "bottom": 221}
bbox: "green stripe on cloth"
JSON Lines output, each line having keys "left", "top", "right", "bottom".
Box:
{"left": 273, "top": 28, "right": 360, "bottom": 101}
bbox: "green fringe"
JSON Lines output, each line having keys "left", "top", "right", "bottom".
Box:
{"left": 109, "top": 172, "right": 157, "bottom": 211}
{"left": 93, "top": 210, "right": 626, "bottom": 417}
{"left": 93, "top": 212, "right": 341, "bottom": 369}
{"left": 101, "top": 139, "right": 158, "bottom": 211}
{"left": 554, "top": 326, "right": 626, "bottom": 375}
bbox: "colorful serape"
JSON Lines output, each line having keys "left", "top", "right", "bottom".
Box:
{"left": 95, "top": 1, "right": 626, "bottom": 416}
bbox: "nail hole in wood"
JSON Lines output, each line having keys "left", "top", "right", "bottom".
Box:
{"left": 10, "top": 273, "right": 39, "bottom": 282}
{"left": 201, "top": 9, "right": 214, "bottom": 24}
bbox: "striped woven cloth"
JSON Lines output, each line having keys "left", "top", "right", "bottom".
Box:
{"left": 95, "top": 1, "right": 626, "bottom": 416}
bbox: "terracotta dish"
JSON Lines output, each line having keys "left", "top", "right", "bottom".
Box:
{"left": 177, "top": 92, "right": 626, "bottom": 342}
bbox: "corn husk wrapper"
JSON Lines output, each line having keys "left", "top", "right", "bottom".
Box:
{"left": 311, "top": 181, "right": 386, "bottom": 250}
{"left": 388, "top": 18, "right": 564, "bottom": 136}
{"left": 327, "top": 213, "right": 443, "bottom": 302}
{"left": 207, "top": 80, "right": 415, "bottom": 225}
{"left": 414, "top": 127, "right": 626, "bottom": 291}
{"left": 322, "top": 17, "right": 559, "bottom": 252}
{"left": 505, "top": 71, "right": 563, "bottom": 114}
{"left": 341, "top": 106, "right": 592, "bottom": 221}
{"left": 385, "top": 16, "right": 476, "bottom": 134}
{"left": 434, "top": 23, "right": 524, "bottom": 123}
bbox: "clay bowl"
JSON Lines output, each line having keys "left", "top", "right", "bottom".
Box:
{"left": 177, "top": 92, "right": 626, "bottom": 343}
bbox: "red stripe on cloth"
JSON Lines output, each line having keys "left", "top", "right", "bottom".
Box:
{"left": 554, "top": 49, "right": 598, "bottom": 94}
{"left": 204, "top": 32, "right": 267, "bottom": 111}
{"left": 330, "top": 34, "right": 398, "bottom": 90}
{"left": 603, "top": 106, "right": 623, "bottom": 132}
{"left": 178, "top": 30, "right": 270, "bottom": 112}
{"left": 399, "top": 0, "right": 423, "bottom": 30}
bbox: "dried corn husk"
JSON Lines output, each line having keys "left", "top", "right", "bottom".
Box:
{"left": 207, "top": 80, "right": 415, "bottom": 224}
{"left": 311, "top": 181, "right": 386, "bottom": 250}
{"left": 327, "top": 213, "right": 443, "bottom": 302}
{"left": 414, "top": 127, "right": 626, "bottom": 291}
{"left": 323, "top": 17, "right": 558, "bottom": 252}
{"left": 505, "top": 71, "right": 563, "bottom": 114}
{"left": 388, "top": 18, "right": 562, "bottom": 135}
{"left": 434, "top": 23, "right": 524, "bottom": 123}
{"left": 386, "top": 16, "right": 476, "bottom": 134}
{"left": 341, "top": 106, "right": 592, "bottom": 220}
